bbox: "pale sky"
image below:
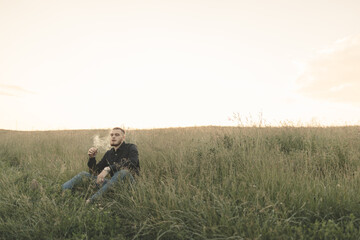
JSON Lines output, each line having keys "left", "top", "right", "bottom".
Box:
{"left": 1, "top": 0, "right": 360, "bottom": 130}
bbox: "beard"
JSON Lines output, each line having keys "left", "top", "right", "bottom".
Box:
{"left": 111, "top": 140, "right": 122, "bottom": 147}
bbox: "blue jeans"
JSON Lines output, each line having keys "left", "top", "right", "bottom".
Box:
{"left": 62, "top": 170, "right": 134, "bottom": 202}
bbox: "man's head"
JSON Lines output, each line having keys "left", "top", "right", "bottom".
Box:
{"left": 110, "top": 127, "right": 126, "bottom": 148}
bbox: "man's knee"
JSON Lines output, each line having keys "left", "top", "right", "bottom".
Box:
{"left": 79, "top": 171, "right": 90, "bottom": 177}
{"left": 118, "top": 169, "right": 135, "bottom": 183}
{"left": 62, "top": 171, "right": 91, "bottom": 188}
{"left": 118, "top": 169, "right": 129, "bottom": 178}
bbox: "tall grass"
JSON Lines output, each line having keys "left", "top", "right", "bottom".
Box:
{"left": 0, "top": 126, "right": 360, "bottom": 239}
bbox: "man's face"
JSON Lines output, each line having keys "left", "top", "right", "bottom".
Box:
{"left": 110, "top": 129, "right": 125, "bottom": 147}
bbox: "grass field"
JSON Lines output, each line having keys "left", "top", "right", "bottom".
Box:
{"left": 1, "top": 126, "right": 360, "bottom": 239}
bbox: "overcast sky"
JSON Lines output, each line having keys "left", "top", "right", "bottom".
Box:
{"left": 1, "top": 0, "right": 360, "bottom": 130}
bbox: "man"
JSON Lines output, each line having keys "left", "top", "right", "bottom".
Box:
{"left": 62, "top": 127, "right": 140, "bottom": 204}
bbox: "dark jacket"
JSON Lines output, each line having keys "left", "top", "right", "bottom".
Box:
{"left": 88, "top": 142, "right": 140, "bottom": 176}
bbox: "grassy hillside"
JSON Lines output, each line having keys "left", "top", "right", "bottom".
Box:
{"left": 1, "top": 126, "right": 360, "bottom": 239}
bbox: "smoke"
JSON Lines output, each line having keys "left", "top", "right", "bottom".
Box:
{"left": 92, "top": 134, "right": 110, "bottom": 151}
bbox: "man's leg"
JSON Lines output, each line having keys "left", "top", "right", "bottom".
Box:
{"left": 62, "top": 171, "right": 95, "bottom": 190}
{"left": 88, "top": 169, "right": 135, "bottom": 203}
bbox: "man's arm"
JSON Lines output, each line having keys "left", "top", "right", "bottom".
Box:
{"left": 126, "top": 144, "right": 140, "bottom": 171}
{"left": 88, "top": 151, "right": 108, "bottom": 175}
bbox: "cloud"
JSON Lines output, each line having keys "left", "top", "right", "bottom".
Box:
{"left": 297, "top": 34, "right": 360, "bottom": 105}
{"left": 0, "top": 91, "right": 16, "bottom": 97}
{"left": 0, "top": 84, "right": 35, "bottom": 97}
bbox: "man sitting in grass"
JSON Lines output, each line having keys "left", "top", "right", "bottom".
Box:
{"left": 62, "top": 127, "right": 140, "bottom": 204}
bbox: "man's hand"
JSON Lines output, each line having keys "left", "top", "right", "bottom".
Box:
{"left": 96, "top": 169, "right": 108, "bottom": 185}
{"left": 88, "top": 147, "right": 98, "bottom": 158}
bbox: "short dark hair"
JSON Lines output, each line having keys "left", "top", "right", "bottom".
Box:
{"left": 112, "top": 127, "right": 125, "bottom": 134}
